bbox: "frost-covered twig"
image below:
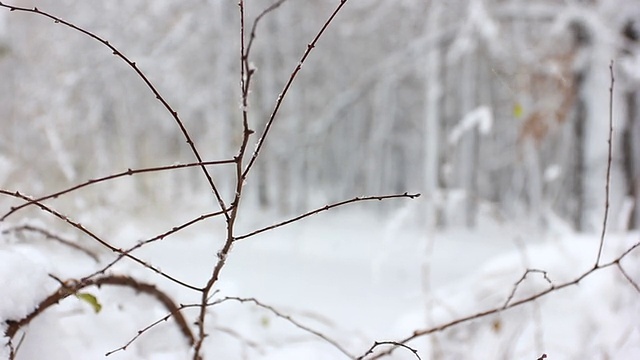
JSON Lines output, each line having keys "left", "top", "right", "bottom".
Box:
{"left": 502, "top": 269, "right": 553, "bottom": 308}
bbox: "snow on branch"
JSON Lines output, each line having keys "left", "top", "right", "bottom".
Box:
{"left": 448, "top": 106, "right": 493, "bottom": 145}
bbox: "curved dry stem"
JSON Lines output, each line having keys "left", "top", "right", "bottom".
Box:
{"left": 4, "top": 274, "right": 194, "bottom": 348}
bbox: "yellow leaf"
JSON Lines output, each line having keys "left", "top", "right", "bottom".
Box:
{"left": 76, "top": 292, "right": 102, "bottom": 313}
{"left": 513, "top": 103, "right": 524, "bottom": 119}
{"left": 260, "top": 316, "right": 270, "bottom": 328}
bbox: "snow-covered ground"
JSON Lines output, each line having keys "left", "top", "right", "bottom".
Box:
{"left": 1, "top": 205, "right": 639, "bottom": 359}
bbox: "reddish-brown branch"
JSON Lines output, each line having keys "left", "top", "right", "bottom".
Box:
{"left": 191, "top": 1, "right": 256, "bottom": 357}
{"left": 4, "top": 275, "right": 194, "bottom": 349}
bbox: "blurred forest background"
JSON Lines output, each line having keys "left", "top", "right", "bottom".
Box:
{"left": 1, "top": 0, "right": 639, "bottom": 232}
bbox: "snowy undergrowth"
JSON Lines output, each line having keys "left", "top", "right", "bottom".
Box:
{"left": 1, "top": 205, "right": 638, "bottom": 359}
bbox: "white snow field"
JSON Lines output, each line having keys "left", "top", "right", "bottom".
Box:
{"left": 1, "top": 204, "right": 639, "bottom": 360}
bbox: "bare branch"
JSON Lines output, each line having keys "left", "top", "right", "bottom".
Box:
{"left": 4, "top": 274, "right": 194, "bottom": 349}
{"left": 235, "top": 193, "right": 421, "bottom": 241}
{"left": 357, "top": 341, "right": 421, "bottom": 360}
{"left": 1, "top": 160, "right": 235, "bottom": 221}
{"left": 0, "top": 190, "right": 200, "bottom": 291}
{"left": 616, "top": 262, "right": 640, "bottom": 294}
{"left": 192, "top": 2, "right": 256, "bottom": 356}
{"left": 80, "top": 208, "right": 231, "bottom": 282}
{"left": 242, "top": 0, "right": 350, "bottom": 178}
{"left": 362, "top": 240, "right": 640, "bottom": 359}
{"left": 210, "top": 296, "right": 355, "bottom": 358}
{"left": 502, "top": 269, "right": 554, "bottom": 308}
{"left": 245, "top": 0, "right": 288, "bottom": 61}
{"left": 595, "top": 60, "right": 615, "bottom": 266}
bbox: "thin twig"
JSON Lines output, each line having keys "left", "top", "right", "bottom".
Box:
{"left": 364, "top": 62, "right": 624, "bottom": 358}
{"left": 0, "top": 190, "right": 200, "bottom": 292}
{"left": 357, "top": 341, "right": 422, "bottom": 360}
{"left": 242, "top": 0, "right": 350, "bottom": 178}
{"left": 1, "top": 159, "right": 235, "bottom": 221}
{"left": 2, "top": 224, "right": 100, "bottom": 262}
{"left": 363, "top": 240, "right": 640, "bottom": 359}
{"left": 616, "top": 262, "right": 640, "bottom": 294}
{"left": 214, "top": 326, "right": 263, "bottom": 352}
{"left": 0, "top": 3, "right": 230, "bottom": 220}
{"left": 5, "top": 332, "right": 25, "bottom": 360}
{"left": 80, "top": 208, "right": 231, "bottom": 282}
{"left": 210, "top": 296, "right": 355, "bottom": 358}
{"left": 595, "top": 60, "right": 615, "bottom": 266}
{"left": 245, "top": 0, "right": 288, "bottom": 62}
{"left": 235, "top": 193, "right": 421, "bottom": 241}
{"left": 502, "top": 269, "right": 554, "bottom": 308}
